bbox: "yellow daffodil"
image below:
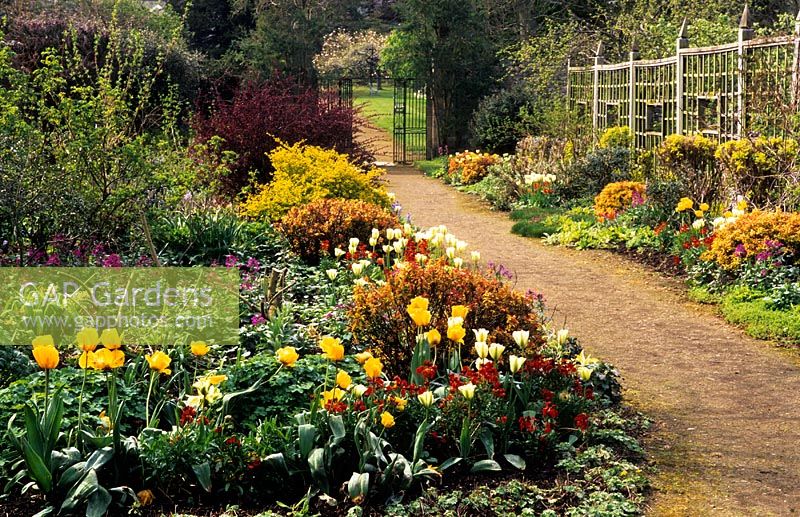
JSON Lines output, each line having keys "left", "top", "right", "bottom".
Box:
{"left": 76, "top": 328, "right": 99, "bottom": 352}
{"left": 364, "top": 357, "right": 383, "bottom": 379}
{"left": 319, "top": 336, "right": 344, "bottom": 361}
{"left": 447, "top": 323, "right": 466, "bottom": 344}
{"left": 336, "top": 369, "right": 352, "bottom": 390}
{"left": 488, "top": 343, "right": 505, "bottom": 361}
{"left": 32, "top": 341, "right": 59, "bottom": 370}
{"left": 100, "top": 328, "right": 122, "bottom": 350}
{"left": 457, "top": 383, "right": 476, "bottom": 400}
{"left": 355, "top": 351, "right": 373, "bottom": 364}
{"left": 276, "top": 346, "right": 299, "bottom": 367}
{"left": 380, "top": 411, "right": 395, "bottom": 428}
{"left": 190, "top": 341, "right": 210, "bottom": 356}
{"left": 474, "top": 341, "right": 489, "bottom": 359}
{"left": 426, "top": 328, "right": 441, "bottom": 346}
{"left": 145, "top": 351, "right": 172, "bottom": 375}
{"left": 92, "top": 347, "right": 125, "bottom": 370}
{"left": 417, "top": 390, "right": 434, "bottom": 407}
{"left": 451, "top": 305, "right": 469, "bottom": 319}
{"left": 509, "top": 355, "right": 526, "bottom": 374}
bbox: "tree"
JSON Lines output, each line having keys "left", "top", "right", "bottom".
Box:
{"left": 314, "top": 29, "right": 388, "bottom": 88}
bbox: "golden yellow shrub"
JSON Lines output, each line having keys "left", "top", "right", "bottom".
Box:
{"left": 593, "top": 181, "right": 646, "bottom": 220}
{"left": 240, "top": 142, "right": 390, "bottom": 220}
{"left": 703, "top": 210, "right": 800, "bottom": 269}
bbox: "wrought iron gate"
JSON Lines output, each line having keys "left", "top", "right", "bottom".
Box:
{"left": 393, "top": 78, "right": 428, "bottom": 163}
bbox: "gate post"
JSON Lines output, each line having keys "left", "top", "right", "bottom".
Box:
{"left": 737, "top": 4, "right": 754, "bottom": 138}
{"left": 676, "top": 19, "right": 689, "bottom": 135}
{"left": 592, "top": 41, "right": 605, "bottom": 141}
{"left": 629, "top": 43, "right": 639, "bottom": 140}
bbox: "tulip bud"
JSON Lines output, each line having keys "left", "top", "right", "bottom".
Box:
{"left": 509, "top": 355, "right": 526, "bottom": 373}
{"left": 556, "top": 329, "right": 569, "bottom": 346}
{"left": 473, "top": 328, "right": 489, "bottom": 342}
{"left": 417, "top": 390, "right": 434, "bottom": 407}
{"left": 457, "top": 383, "right": 476, "bottom": 400}
{"left": 488, "top": 343, "right": 505, "bottom": 361}
{"left": 326, "top": 269, "right": 338, "bottom": 280}
{"left": 474, "top": 341, "right": 489, "bottom": 359}
{"left": 453, "top": 257, "right": 463, "bottom": 268}
{"left": 512, "top": 330, "right": 530, "bottom": 347}
{"left": 471, "top": 250, "right": 481, "bottom": 263}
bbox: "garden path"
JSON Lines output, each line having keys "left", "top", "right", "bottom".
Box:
{"left": 386, "top": 164, "right": 800, "bottom": 517}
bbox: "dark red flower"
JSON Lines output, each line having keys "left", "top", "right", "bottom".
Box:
{"left": 574, "top": 413, "right": 590, "bottom": 432}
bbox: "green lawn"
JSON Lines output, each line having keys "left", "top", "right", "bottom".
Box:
{"left": 354, "top": 85, "right": 394, "bottom": 135}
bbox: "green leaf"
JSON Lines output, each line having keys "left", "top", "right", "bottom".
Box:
{"left": 264, "top": 453, "right": 289, "bottom": 476}
{"left": 439, "top": 457, "right": 462, "bottom": 471}
{"left": 61, "top": 469, "right": 98, "bottom": 511}
{"left": 21, "top": 444, "right": 52, "bottom": 493}
{"left": 504, "top": 454, "right": 526, "bottom": 470}
{"left": 23, "top": 405, "right": 46, "bottom": 459}
{"left": 412, "top": 418, "right": 429, "bottom": 464}
{"left": 328, "top": 415, "right": 346, "bottom": 444}
{"left": 308, "top": 448, "right": 329, "bottom": 493}
{"left": 83, "top": 447, "right": 113, "bottom": 471}
{"left": 478, "top": 429, "right": 494, "bottom": 459}
{"left": 192, "top": 462, "right": 212, "bottom": 492}
{"left": 470, "top": 459, "right": 502, "bottom": 473}
{"left": 298, "top": 424, "right": 316, "bottom": 459}
{"left": 86, "top": 486, "right": 111, "bottom": 517}
{"left": 347, "top": 472, "right": 369, "bottom": 501}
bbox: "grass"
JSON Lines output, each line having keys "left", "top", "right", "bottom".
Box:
{"left": 414, "top": 156, "right": 446, "bottom": 177}
{"left": 353, "top": 85, "right": 394, "bottom": 135}
{"left": 510, "top": 206, "right": 577, "bottom": 238}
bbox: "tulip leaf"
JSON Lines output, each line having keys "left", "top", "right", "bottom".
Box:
{"left": 264, "top": 453, "right": 289, "bottom": 475}
{"left": 84, "top": 447, "right": 113, "bottom": 471}
{"left": 347, "top": 472, "right": 369, "bottom": 501}
{"left": 298, "top": 424, "right": 316, "bottom": 459}
{"left": 412, "top": 418, "right": 429, "bottom": 464}
{"left": 57, "top": 462, "right": 87, "bottom": 490}
{"left": 192, "top": 462, "right": 212, "bottom": 492}
{"left": 61, "top": 469, "right": 98, "bottom": 511}
{"left": 86, "top": 486, "right": 112, "bottom": 517}
{"left": 328, "top": 415, "right": 346, "bottom": 444}
{"left": 504, "top": 454, "right": 526, "bottom": 470}
{"left": 308, "top": 448, "right": 329, "bottom": 493}
{"left": 439, "top": 456, "right": 462, "bottom": 471}
{"left": 23, "top": 405, "right": 46, "bottom": 459}
{"left": 21, "top": 445, "right": 52, "bottom": 493}
{"left": 479, "top": 429, "right": 494, "bottom": 460}
{"left": 470, "top": 459, "right": 502, "bottom": 473}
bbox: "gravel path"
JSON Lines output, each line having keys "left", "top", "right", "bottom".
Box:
{"left": 386, "top": 165, "right": 800, "bottom": 516}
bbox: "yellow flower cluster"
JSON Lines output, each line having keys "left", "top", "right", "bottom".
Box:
{"left": 593, "top": 181, "right": 646, "bottom": 220}
{"left": 702, "top": 210, "right": 800, "bottom": 269}
{"left": 240, "top": 142, "right": 390, "bottom": 220}
{"left": 447, "top": 151, "right": 501, "bottom": 185}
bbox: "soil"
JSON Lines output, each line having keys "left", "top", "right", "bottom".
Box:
{"left": 385, "top": 164, "right": 800, "bottom": 517}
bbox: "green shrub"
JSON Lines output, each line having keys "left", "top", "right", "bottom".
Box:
{"left": 654, "top": 134, "right": 719, "bottom": 202}
{"left": 597, "top": 126, "right": 632, "bottom": 149}
{"left": 470, "top": 85, "right": 535, "bottom": 154}
{"left": 559, "top": 147, "right": 632, "bottom": 200}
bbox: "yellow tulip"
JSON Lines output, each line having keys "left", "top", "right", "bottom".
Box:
{"left": 417, "top": 390, "right": 434, "bottom": 407}
{"left": 321, "top": 387, "right": 345, "bottom": 404}
{"left": 276, "top": 346, "right": 299, "bottom": 367}
{"left": 675, "top": 197, "right": 694, "bottom": 212}
{"left": 100, "top": 328, "right": 122, "bottom": 350}
{"left": 320, "top": 335, "right": 344, "bottom": 361}
{"left": 578, "top": 366, "right": 593, "bottom": 381}
{"left": 205, "top": 374, "right": 228, "bottom": 385}
{"left": 364, "top": 357, "right": 383, "bottom": 379}
{"left": 451, "top": 305, "right": 469, "bottom": 319}
{"left": 92, "top": 347, "right": 125, "bottom": 370}
{"left": 145, "top": 351, "right": 172, "bottom": 375}
{"left": 694, "top": 210, "right": 704, "bottom": 218}
{"left": 32, "top": 335, "right": 54, "bottom": 348}
{"left": 700, "top": 202, "right": 710, "bottom": 212}
{"left": 355, "top": 351, "right": 373, "bottom": 364}
{"left": 380, "top": 411, "right": 395, "bottom": 429}
{"left": 474, "top": 341, "right": 489, "bottom": 359}
{"left": 408, "top": 308, "right": 432, "bottom": 327}
{"left": 488, "top": 343, "right": 505, "bottom": 361}
{"left": 457, "top": 383, "right": 476, "bottom": 400}
{"left": 509, "top": 355, "right": 526, "bottom": 374}
{"left": 190, "top": 341, "right": 210, "bottom": 356}
{"left": 76, "top": 328, "right": 99, "bottom": 352}
{"left": 32, "top": 343, "right": 59, "bottom": 370}
{"left": 407, "top": 296, "right": 429, "bottom": 312}
{"left": 336, "top": 369, "right": 352, "bottom": 390}
{"left": 393, "top": 396, "right": 407, "bottom": 411}
{"left": 447, "top": 323, "right": 466, "bottom": 344}
{"left": 78, "top": 351, "right": 95, "bottom": 369}
{"left": 426, "top": 328, "right": 441, "bottom": 346}
{"left": 137, "top": 490, "right": 155, "bottom": 506}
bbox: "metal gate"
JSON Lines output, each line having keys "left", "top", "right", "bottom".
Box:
{"left": 393, "top": 78, "right": 428, "bottom": 163}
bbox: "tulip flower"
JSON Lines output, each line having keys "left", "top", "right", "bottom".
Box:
{"left": 488, "top": 343, "right": 505, "bottom": 361}
{"left": 415, "top": 253, "right": 428, "bottom": 264}
{"left": 78, "top": 351, "right": 95, "bottom": 369}
{"left": 76, "top": 328, "right": 99, "bottom": 352}
{"left": 326, "top": 269, "right": 338, "bottom": 280}
{"left": 380, "top": 411, "right": 395, "bottom": 429}
{"left": 32, "top": 334, "right": 55, "bottom": 349}
{"left": 334, "top": 247, "right": 346, "bottom": 258}
{"left": 32, "top": 339, "right": 59, "bottom": 370}
{"left": 457, "top": 383, "right": 476, "bottom": 400}
{"left": 408, "top": 307, "right": 432, "bottom": 326}
{"left": 190, "top": 341, "right": 210, "bottom": 356}
{"left": 578, "top": 366, "right": 593, "bottom": 381}
{"left": 352, "top": 384, "right": 368, "bottom": 397}
{"left": 445, "top": 247, "right": 456, "bottom": 259}
{"left": 137, "top": 490, "right": 155, "bottom": 506}
{"left": 451, "top": 305, "right": 469, "bottom": 319}
{"left": 509, "top": 355, "right": 526, "bottom": 374}
{"left": 453, "top": 257, "right": 463, "bottom": 268}
{"left": 408, "top": 296, "right": 429, "bottom": 311}
{"left": 276, "top": 346, "right": 299, "bottom": 367}
{"left": 473, "top": 328, "right": 489, "bottom": 342}
{"left": 512, "top": 330, "right": 529, "bottom": 347}
{"left": 364, "top": 357, "right": 383, "bottom": 379}
{"left": 417, "top": 390, "right": 435, "bottom": 407}
{"left": 91, "top": 347, "right": 125, "bottom": 370}
{"left": 355, "top": 351, "right": 373, "bottom": 364}
{"left": 100, "top": 328, "right": 122, "bottom": 350}
{"left": 426, "top": 328, "right": 441, "bottom": 346}
{"left": 146, "top": 351, "right": 172, "bottom": 375}
{"left": 320, "top": 336, "right": 344, "bottom": 361}
{"left": 556, "top": 329, "right": 569, "bottom": 346}
{"left": 474, "top": 341, "right": 489, "bottom": 359}
{"left": 471, "top": 250, "right": 481, "bottom": 263}
{"left": 447, "top": 323, "right": 466, "bottom": 344}
{"left": 351, "top": 262, "right": 364, "bottom": 276}
{"left": 336, "top": 369, "right": 352, "bottom": 390}
{"left": 475, "top": 358, "right": 492, "bottom": 369}
{"left": 321, "top": 387, "right": 345, "bottom": 404}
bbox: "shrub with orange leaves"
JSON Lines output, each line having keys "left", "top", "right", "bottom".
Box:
{"left": 702, "top": 210, "right": 800, "bottom": 269}
{"left": 446, "top": 151, "right": 501, "bottom": 185}
{"left": 593, "top": 181, "right": 646, "bottom": 221}
{"left": 279, "top": 198, "right": 398, "bottom": 263}
{"left": 349, "top": 258, "right": 544, "bottom": 375}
